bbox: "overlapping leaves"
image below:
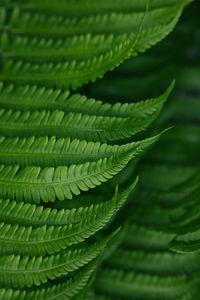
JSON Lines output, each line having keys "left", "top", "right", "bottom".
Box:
{"left": 0, "top": 0, "right": 190, "bottom": 299}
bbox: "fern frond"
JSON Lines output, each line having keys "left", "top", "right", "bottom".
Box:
{"left": 0, "top": 131, "right": 156, "bottom": 201}
{"left": 1, "top": 9, "right": 183, "bottom": 64}
{"left": 0, "top": 36, "right": 136, "bottom": 89}
{"left": 9, "top": 5, "right": 183, "bottom": 37}
{"left": 0, "top": 132, "right": 164, "bottom": 167}
{"left": 0, "top": 237, "right": 108, "bottom": 288}
{"left": 0, "top": 6, "right": 184, "bottom": 88}
{"left": 0, "top": 259, "right": 97, "bottom": 299}
{"left": 95, "top": 268, "right": 195, "bottom": 299}
{"left": 1, "top": 33, "right": 129, "bottom": 62}
{"left": 0, "top": 108, "right": 159, "bottom": 142}
{"left": 108, "top": 248, "right": 200, "bottom": 275}
{"left": 0, "top": 180, "right": 137, "bottom": 255}
{"left": 0, "top": 24, "right": 178, "bottom": 91}
{"left": 0, "top": 0, "right": 191, "bottom": 297}
{"left": 0, "top": 178, "right": 137, "bottom": 227}
{"left": 0, "top": 81, "right": 173, "bottom": 117}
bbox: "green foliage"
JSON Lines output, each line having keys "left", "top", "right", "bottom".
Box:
{"left": 0, "top": 81, "right": 172, "bottom": 116}
{"left": 95, "top": 268, "right": 196, "bottom": 299}
{"left": 0, "top": 0, "right": 194, "bottom": 299}
{"left": 0, "top": 181, "right": 137, "bottom": 256}
{"left": 0, "top": 1, "right": 188, "bottom": 89}
{"left": 90, "top": 2, "right": 200, "bottom": 299}
{"left": 0, "top": 259, "right": 99, "bottom": 299}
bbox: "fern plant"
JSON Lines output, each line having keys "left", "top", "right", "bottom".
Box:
{"left": 0, "top": 0, "right": 193, "bottom": 299}
{"left": 88, "top": 1, "right": 200, "bottom": 299}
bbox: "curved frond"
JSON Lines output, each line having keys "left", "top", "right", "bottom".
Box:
{"left": 0, "top": 179, "right": 137, "bottom": 226}
{"left": 0, "top": 132, "right": 164, "bottom": 167}
{"left": 0, "top": 81, "right": 173, "bottom": 117}
{"left": 0, "top": 107, "right": 159, "bottom": 142}
{"left": 0, "top": 4, "right": 185, "bottom": 88}
{"left": 0, "top": 36, "right": 136, "bottom": 89}
{"left": 0, "top": 0, "right": 191, "bottom": 298}
{"left": 0, "top": 259, "right": 97, "bottom": 299}
{"left": 9, "top": 5, "right": 184, "bottom": 37}
{"left": 0, "top": 135, "right": 155, "bottom": 202}
{"left": 0, "top": 180, "right": 137, "bottom": 255}
{"left": 0, "top": 238, "right": 108, "bottom": 288}
{"left": 1, "top": 33, "right": 129, "bottom": 62}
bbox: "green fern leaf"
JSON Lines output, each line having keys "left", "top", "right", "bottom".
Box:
{"left": 0, "top": 259, "right": 97, "bottom": 299}
{"left": 0, "top": 4, "right": 185, "bottom": 89}
{"left": 0, "top": 134, "right": 159, "bottom": 202}
{"left": 0, "top": 181, "right": 137, "bottom": 255}
{"left": 1, "top": 33, "right": 130, "bottom": 62}
{"left": 8, "top": 5, "right": 181, "bottom": 36}
{"left": 0, "top": 36, "right": 137, "bottom": 89}
{"left": 0, "top": 107, "right": 160, "bottom": 142}
{"left": 0, "top": 132, "right": 164, "bottom": 167}
{"left": 0, "top": 81, "right": 173, "bottom": 117}
{"left": 0, "top": 235, "right": 111, "bottom": 288}
{"left": 0, "top": 178, "right": 137, "bottom": 226}
{"left": 0, "top": 0, "right": 190, "bottom": 298}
